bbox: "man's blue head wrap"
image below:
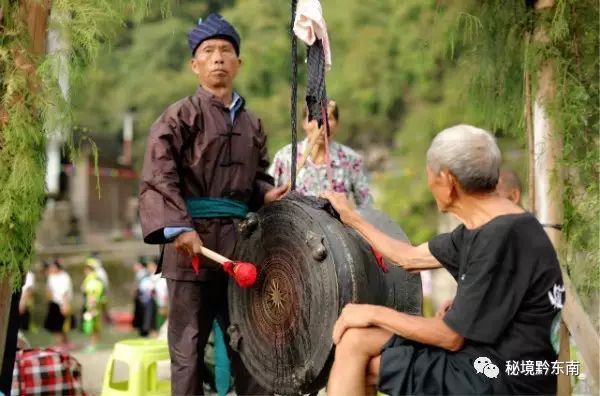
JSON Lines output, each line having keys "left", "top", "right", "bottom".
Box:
{"left": 188, "top": 13, "right": 241, "bottom": 56}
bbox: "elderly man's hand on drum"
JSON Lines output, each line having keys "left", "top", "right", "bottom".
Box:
{"left": 321, "top": 191, "right": 357, "bottom": 224}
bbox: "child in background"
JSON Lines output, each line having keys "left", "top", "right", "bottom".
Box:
{"left": 81, "top": 262, "right": 105, "bottom": 351}
{"left": 86, "top": 252, "right": 111, "bottom": 324}
{"left": 43, "top": 258, "right": 74, "bottom": 350}
{"left": 87, "top": 252, "right": 109, "bottom": 290}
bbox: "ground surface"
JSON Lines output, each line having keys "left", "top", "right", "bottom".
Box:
{"left": 23, "top": 325, "right": 234, "bottom": 395}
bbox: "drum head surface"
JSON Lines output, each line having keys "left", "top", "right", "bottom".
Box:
{"left": 229, "top": 198, "right": 339, "bottom": 394}
{"left": 229, "top": 195, "right": 422, "bottom": 394}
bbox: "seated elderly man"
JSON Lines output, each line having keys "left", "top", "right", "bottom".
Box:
{"left": 322, "top": 124, "right": 563, "bottom": 395}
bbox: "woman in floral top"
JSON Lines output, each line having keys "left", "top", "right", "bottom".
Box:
{"left": 269, "top": 100, "right": 373, "bottom": 207}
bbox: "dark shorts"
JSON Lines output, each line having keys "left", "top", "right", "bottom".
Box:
{"left": 19, "top": 309, "right": 31, "bottom": 331}
{"left": 378, "top": 336, "right": 492, "bottom": 395}
{"left": 44, "top": 302, "right": 73, "bottom": 333}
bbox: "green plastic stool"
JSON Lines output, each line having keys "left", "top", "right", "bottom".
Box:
{"left": 101, "top": 338, "right": 170, "bottom": 396}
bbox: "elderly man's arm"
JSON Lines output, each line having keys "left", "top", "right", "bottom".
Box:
{"left": 322, "top": 191, "right": 442, "bottom": 271}
{"left": 333, "top": 303, "right": 464, "bottom": 352}
{"left": 373, "top": 306, "right": 464, "bottom": 351}
{"left": 346, "top": 212, "right": 441, "bottom": 271}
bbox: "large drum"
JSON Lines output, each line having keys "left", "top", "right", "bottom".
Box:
{"left": 228, "top": 194, "right": 422, "bottom": 394}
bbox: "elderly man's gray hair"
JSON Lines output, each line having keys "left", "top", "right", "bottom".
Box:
{"left": 426, "top": 124, "right": 501, "bottom": 192}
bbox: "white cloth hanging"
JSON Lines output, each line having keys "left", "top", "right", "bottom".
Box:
{"left": 293, "top": 0, "right": 332, "bottom": 70}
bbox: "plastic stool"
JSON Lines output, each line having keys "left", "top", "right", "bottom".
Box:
{"left": 101, "top": 338, "right": 170, "bottom": 396}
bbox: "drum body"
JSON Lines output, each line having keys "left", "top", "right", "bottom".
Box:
{"left": 228, "top": 195, "right": 422, "bottom": 394}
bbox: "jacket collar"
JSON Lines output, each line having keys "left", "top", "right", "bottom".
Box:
{"left": 195, "top": 85, "right": 245, "bottom": 111}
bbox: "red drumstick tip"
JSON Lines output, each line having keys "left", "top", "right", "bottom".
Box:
{"left": 234, "top": 262, "right": 257, "bottom": 288}
{"left": 223, "top": 261, "right": 257, "bottom": 288}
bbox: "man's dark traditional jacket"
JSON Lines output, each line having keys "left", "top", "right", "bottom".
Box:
{"left": 139, "top": 86, "right": 273, "bottom": 281}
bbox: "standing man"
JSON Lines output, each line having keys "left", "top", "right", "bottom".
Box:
{"left": 139, "top": 13, "right": 286, "bottom": 395}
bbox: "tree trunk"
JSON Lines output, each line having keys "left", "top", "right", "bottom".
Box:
{"left": 523, "top": 32, "right": 535, "bottom": 212}
{"left": 532, "top": 1, "right": 599, "bottom": 392}
{"left": 0, "top": 1, "right": 50, "bottom": 390}
{"left": 533, "top": 64, "right": 562, "bottom": 244}
{"left": 532, "top": 60, "right": 571, "bottom": 396}
{"left": 531, "top": 2, "right": 571, "bottom": 394}
{"left": 0, "top": 278, "right": 13, "bottom": 375}
{"left": 0, "top": 285, "right": 21, "bottom": 394}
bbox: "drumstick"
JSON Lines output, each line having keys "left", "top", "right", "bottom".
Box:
{"left": 286, "top": 129, "right": 324, "bottom": 191}
{"left": 191, "top": 246, "right": 257, "bottom": 288}
{"left": 200, "top": 246, "right": 230, "bottom": 264}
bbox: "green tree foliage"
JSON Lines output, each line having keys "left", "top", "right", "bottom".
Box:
{"left": 0, "top": 0, "right": 164, "bottom": 287}
{"left": 540, "top": 0, "right": 599, "bottom": 303}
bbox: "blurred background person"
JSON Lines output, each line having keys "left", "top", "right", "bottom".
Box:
{"left": 270, "top": 100, "right": 373, "bottom": 207}
{"left": 420, "top": 270, "right": 434, "bottom": 317}
{"left": 81, "top": 261, "right": 105, "bottom": 351}
{"left": 87, "top": 251, "right": 109, "bottom": 290}
{"left": 132, "top": 256, "right": 149, "bottom": 336}
{"left": 43, "top": 258, "right": 74, "bottom": 350}
{"left": 496, "top": 168, "right": 522, "bottom": 206}
{"left": 18, "top": 270, "right": 35, "bottom": 331}
{"left": 149, "top": 256, "right": 168, "bottom": 331}
{"left": 144, "top": 258, "right": 160, "bottom": 337}
{"left": 137, "top": 258, "right": 156, "bottom": 337}
{"left": 85, "top": 253, "right": 111, "bottom": 326}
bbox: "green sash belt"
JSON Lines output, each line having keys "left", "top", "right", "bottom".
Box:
{"left": 185, "top": 197, "right": 248, "bottom": 219}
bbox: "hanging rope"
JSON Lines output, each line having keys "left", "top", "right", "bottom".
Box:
{"left": 306, "top": 40, "right": 327, "bottom": 126}
{"left": 290, "top": 0, "right": 299, "bottom": 191}
{"left": 290, "top": 0, "right": 333, "bottom": 190}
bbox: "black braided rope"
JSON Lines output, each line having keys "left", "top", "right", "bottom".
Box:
{"left": 290, "top": 0, "right": 298, "bottom": 190}
{"left": 306, "top": 40, "right": 327, "bottom": 127}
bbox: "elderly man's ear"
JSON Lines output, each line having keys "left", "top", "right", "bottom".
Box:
{"left": 440, "top": 169, "right": 459, "bottom": 200}
{"left": 439, "top": 169, "right": 453, "bottom": 185}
